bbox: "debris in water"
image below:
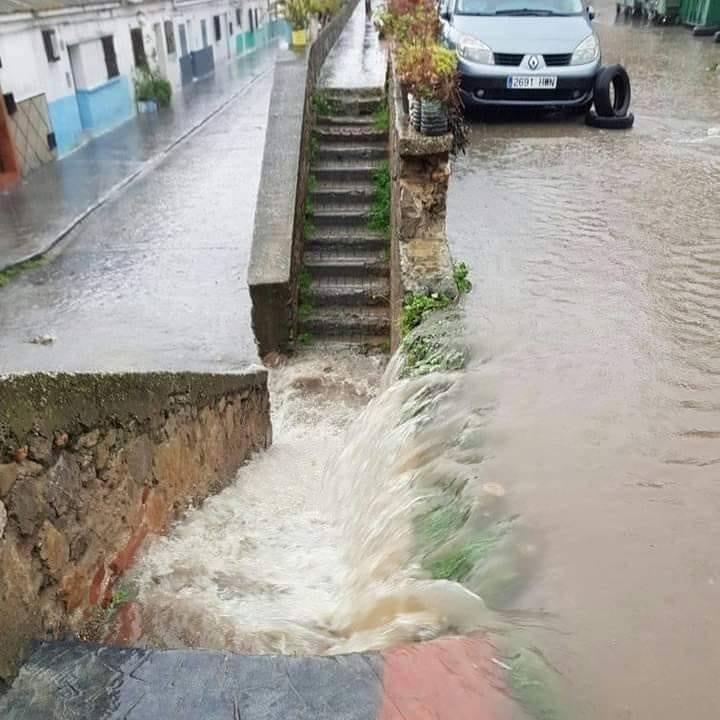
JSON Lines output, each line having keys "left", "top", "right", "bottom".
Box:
{"left": 27, "top": 334, "right": 55, "bottom": 345}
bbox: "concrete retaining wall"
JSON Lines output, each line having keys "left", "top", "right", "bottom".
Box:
{"left": 248, "top": 0, "right": 361, "bottom": 358}
{"left": 388, "top": 57, "right": 457, "bottom": 350}
{"left": 0, "top": 370, "right": 271, "bottom": 687}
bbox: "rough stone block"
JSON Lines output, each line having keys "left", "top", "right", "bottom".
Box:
{"left": 0, "top": 463, "right": 18, "bottom": 497}
{"left": 38, "top": 520, "right": 69, "bottom": 580}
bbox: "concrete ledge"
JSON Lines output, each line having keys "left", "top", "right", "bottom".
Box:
{"left": 0, "top": 369, "right": 270, "bottom": 686}
{"left": 248, "top": 0, "right": 361, "bottom": 357}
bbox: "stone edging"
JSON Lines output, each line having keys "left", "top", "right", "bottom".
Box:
{"left": 0, "top": 369, "right": 271, "bottom": 686}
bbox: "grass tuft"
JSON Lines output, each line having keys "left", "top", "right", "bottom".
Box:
{"left": 0, "top": 256, "right": 47, "bottom": 289}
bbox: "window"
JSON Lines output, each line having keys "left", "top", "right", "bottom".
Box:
{"left": 164, "top": 20, "right": 176, "bottom": 55}
{"left": 201, "top": 19, "right": 208, "bottom": 48}
{"left": 213, "top": 15, "right": 221, "bottom": 42}
{"left": 130, "top": 27, "right": 147, "bottom": 67}
{"left": 236, "top": 8, "right": 242, "bottom": 27}
{"left": 254, "top": 8, "right": 259, "bottom": 27}
{"left": 101, "top": 35, "right": 119, "bottom": 79}
{"left": 229, "top": 21, "right": 234, "bottom": 35}
{"left": 248, "top": 8, "right": 254, "bottom": 31}
{"left": 42, "top": 29, "right": 61, "bottom": 62}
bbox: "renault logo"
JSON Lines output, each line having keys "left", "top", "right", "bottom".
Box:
{"left": 528, "top": 55, "right": 540, "bottom": 70}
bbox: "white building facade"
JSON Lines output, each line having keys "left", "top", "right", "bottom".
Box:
{"left": 0, "top": 0, "right": 277, "bottom": 178}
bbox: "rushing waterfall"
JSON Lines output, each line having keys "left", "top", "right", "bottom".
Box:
{"left": 123, "top": 320, "right": 538, "bottom": 656}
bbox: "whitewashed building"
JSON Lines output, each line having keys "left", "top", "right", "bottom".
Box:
{"left": 0, "top": 0, "right": 276, "bottom": 181}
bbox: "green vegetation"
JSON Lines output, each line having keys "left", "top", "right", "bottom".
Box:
{"left": 402, "top": 332, "right": 465, "bottom": 376}
{"left": 415, "top": 499, "right": 469, "bottom": 550}
{"left": 401, "top": 292, "right": 452, "bottom": 336}
{"left": 426, "top": 530, "right": 504, "bottom": 582}
{"left": 313, "top": 89, "right": 337, "bottom": 117}
{"left": 369, "top": 162, "right": 391, "bottom": 235}
{"left": 507, "top": 648, "right": 565, "bottom": 720}
{"left": 298, "top": 331, "right": 313, "bottom": 345}
{"left": 298, "top": 268, "right": 313, "bottom": 321}
{"left": 134, "top": 65, "right": 172, "bottom": 107}
{"left": 453, "top": 261, "right": 472, "bottom": 294}
{"left": 374, "top": 102, "right": 389, "bottom": 132}
{"left": 0, "top": 256, "right": 46, "bottom": 289}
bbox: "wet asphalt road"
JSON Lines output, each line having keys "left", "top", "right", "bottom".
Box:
{"left": 0, "top": 59, "right": 275, "bottom": 374}
{"left": 448, "top": 4, "right": 720, "bottom": 718}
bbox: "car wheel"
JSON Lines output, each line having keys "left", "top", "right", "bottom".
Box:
{"left": 585, "top": 110, "right": 635, "bottom": 129}
{"left": 593, "top": 64, "right": 632, "bottom": 118}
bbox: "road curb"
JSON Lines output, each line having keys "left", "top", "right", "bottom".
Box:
{"left": 0, "top": 62, "right": 274, "bottom": 276}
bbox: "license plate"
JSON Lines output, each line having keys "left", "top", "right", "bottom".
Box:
{"left": 507, "top": 76, "right": 558, "bottom": 90}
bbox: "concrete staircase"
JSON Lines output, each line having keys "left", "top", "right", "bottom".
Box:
{"left": 301, "top": 88, "right": 390, "bottom": 348}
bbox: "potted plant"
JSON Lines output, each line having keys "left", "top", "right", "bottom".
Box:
{"left": 284, "top": 0, "right": 310, "bottom": 46}
{"left": 396, "top": 42, "right": 457, "bottom": 136}
{"left": 134, "top": 65, "right": 172, "bottom": 113}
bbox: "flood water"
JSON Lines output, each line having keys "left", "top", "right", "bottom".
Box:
{"left": 448, "top": 2, "right": 720, "bottom": 717}
{"left": 119, "top": 5, "right": 719, "bottom": 719}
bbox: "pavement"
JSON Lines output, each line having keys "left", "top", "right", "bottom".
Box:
{"left": 0, "top": 47, "right": 278, "bottom": 374}
{"left": 319, "top": 0, "right": 387, "bottom": 89}
{"left": 0, "top": 635, "right": 517, "bottom": 719}
{"left": 0, "top": 45, "right": 280, "bottom": 274}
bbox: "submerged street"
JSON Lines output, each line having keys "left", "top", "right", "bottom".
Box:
{"left": 449, "top": 2, "right": 720, "bottom": 717}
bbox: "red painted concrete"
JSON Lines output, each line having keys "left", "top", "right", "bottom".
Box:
{"left": 379, "top": 634, "right": 514, "bottom": 720}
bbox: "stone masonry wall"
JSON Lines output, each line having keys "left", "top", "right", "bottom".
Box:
{"left": 388, "top": 57, "right": 457, "bottom": 351}
{"left": 0, "top": 370, "right": 271, "bottom": 687}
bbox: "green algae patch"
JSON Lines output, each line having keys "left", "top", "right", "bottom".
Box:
{"left": 505, "top": 647, "right": 566, "bottom": 720}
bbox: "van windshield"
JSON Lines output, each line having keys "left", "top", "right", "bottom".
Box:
{"left": 455, "top": 0, "right": 584, "bottom": 14}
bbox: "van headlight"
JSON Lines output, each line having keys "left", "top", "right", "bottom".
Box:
{"left": 457, "top": 36, "right": 494, "bottom": 65}
{"left": 571, "top": 34, "right": 599, "bottom": 65}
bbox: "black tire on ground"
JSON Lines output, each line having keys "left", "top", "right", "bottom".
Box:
{"left": 593, "top": 65, "right": 632, "bottom": 118}
{"left": 714, "top": 30, "right": 720, "bottom": 42}
{"left": 585, "top": 110, "right": 635, "bottom": 129}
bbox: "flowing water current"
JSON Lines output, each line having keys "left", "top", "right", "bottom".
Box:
{"left": 127, "top": 345, "right": 536, "bottom": 660}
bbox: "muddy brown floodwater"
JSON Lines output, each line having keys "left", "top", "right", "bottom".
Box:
{"left": 448, "top": 2, "right": 720, "bottom": 718}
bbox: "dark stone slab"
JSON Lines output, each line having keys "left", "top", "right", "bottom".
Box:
{"left": 0, "top": 641, "right": 384, "bottom": 720}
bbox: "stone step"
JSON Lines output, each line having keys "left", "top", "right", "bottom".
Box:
{"left": 316, "top": 115, "right": 377, "bottom": 127}
{"left": 312, "top": 206, "right": 372, "bottom": 227}
{"left": 308, "top": 277, "right": 390, "bottom": 307}
{"left": 301, "top": 306, "right": 391, "bottom": 336}
{"left": 314, "top": 162, "right": 383, "bottom": 183}
{"left": 304, "top": 249, "right": 389, "bottom": 277}
{"left": 316, "top": 142, "right": 387, "bottom": 163}
{"left": 315, "top": 125, "right": 388, "bottom": 144}
{"left": 308, "top": 335, "right": 390, "bottom": 350}
{"left": 311, "top": 182, "right": 375, "bottom": 205}
{"left": 307, "top": 227, "right": 387, "bottom": 251}
{"left": 323, "top": 95, "right": 383, "bottom": 116}
{"left": 322, "top": 86, "right": 386, "bottom": 100}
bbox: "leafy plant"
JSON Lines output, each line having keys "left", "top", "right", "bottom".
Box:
{"left": 134, "top": 65, "right": 172, "bottom": 107}
{"left": 313, "top": 89, "right": 337, "bottom": 117}
{"left": 369, "top": 162, "right": 391, "bottom": 234}
{"left": 381, "top": 0, "right": 440, "bottom": 43}
{"left": 401, "top": 292, "right": 452, "bottom": 336}
{"left": 396, "top": 41, "right": 458, "bottom": 103}
{"left": 298, "top": 331, "right": 313, "bottom": 344}
{"left": 282, "top": 0, "right": 310, "bottom": 30}
{"left": 453, "top": 261, "right": 472, "bottom": 294}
